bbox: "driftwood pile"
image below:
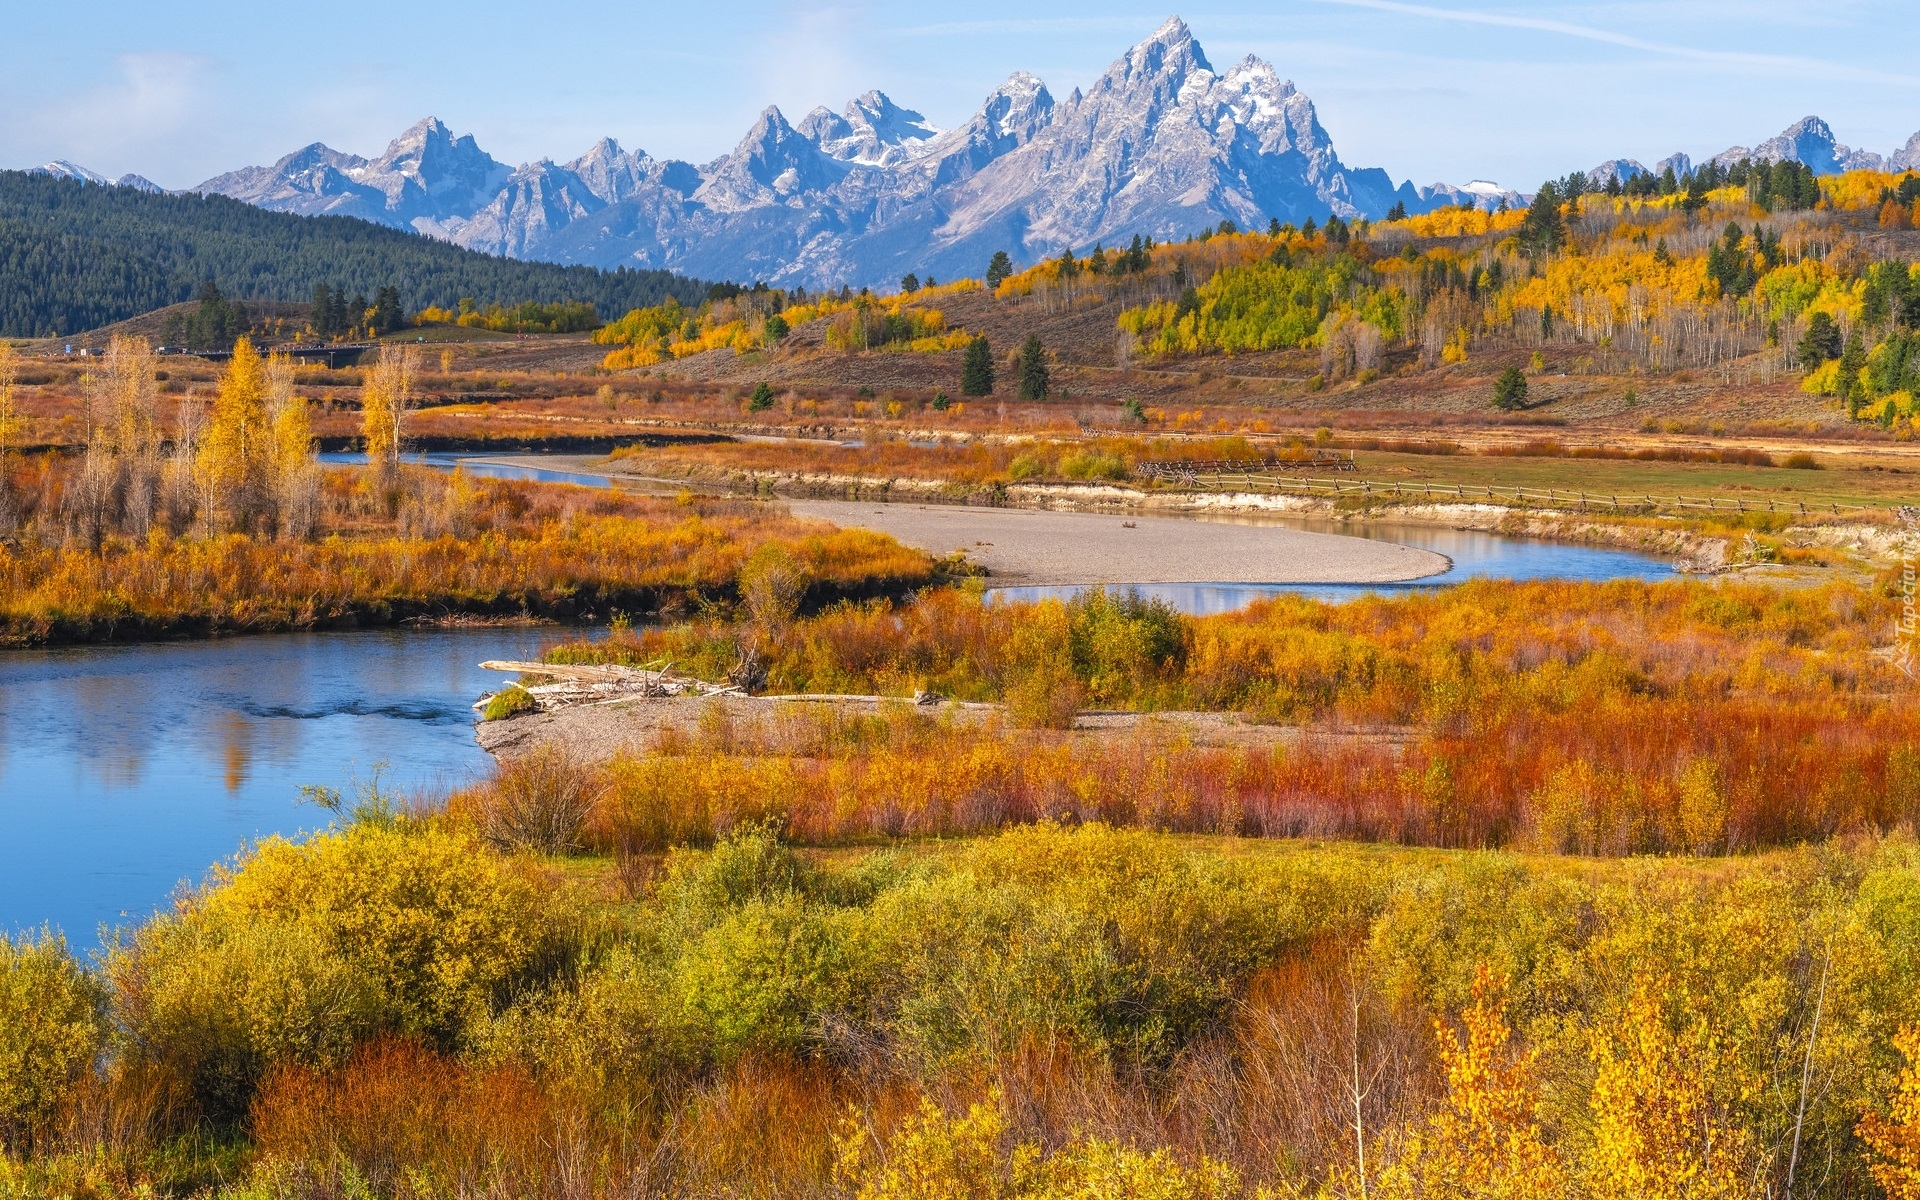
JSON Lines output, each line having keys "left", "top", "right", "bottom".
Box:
{"left": 474, "top": 659, "right": 746, "bottom": 713}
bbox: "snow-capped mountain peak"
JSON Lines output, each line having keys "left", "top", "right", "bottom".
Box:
{"left": 166, "top": 19, "right": 1920, "bottom": 291}
{"left": 30, "top": 160, "right": 111, "bottom": 185}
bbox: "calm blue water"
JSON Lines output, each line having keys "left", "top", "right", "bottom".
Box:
{"left": 318, "top": 451, "right": 617, "bottom": 489}
{"left": 0, "top": 628, "right": 577, "bottom": 948}
{"left": 987, "top": 522, "right": 1675, "bottom": 615}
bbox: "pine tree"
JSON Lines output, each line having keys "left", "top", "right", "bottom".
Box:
{"left": 1386, "top": 200, "right": 1408, "bottom": 221}
{"left": 1798, "top": 312, "right": 1841, "bottom": 365}
{"left": 960, "top": 335, "right": 995, "bottom": 396}
{"left": 1494, "top": 366, "right": 1529, "bottom": 411}
{"left": 1521, "top": 183, "right": 1565, "bottom": 255}
{"left": 310, "top": 283, "right": 333, "bottom": 337}
{"left": 985, "top": 251, "right": 1014, "bottom": 290}
{"left": 1839, "top": 331, "right": 1869, "bottom": 405}
{"left": 900, "top": 273, "right": 920, "bottom": 294}
{"left": 1017, "top": 335, "right": 1050, "bottom": 401}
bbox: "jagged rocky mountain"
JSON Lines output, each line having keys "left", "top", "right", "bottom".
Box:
{"left": 178, "top": 18, "right": 1517, "bottom": 288}
{"left": 1588, "top": 116, "right": 1917, "bottom": 187}
{"left": 24, "top": 19, "right": 1920, "bottom": 290}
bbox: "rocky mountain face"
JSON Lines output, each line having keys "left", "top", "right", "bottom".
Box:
{"left": 33, "top": 19, "right": 1920, "bottom": 290}
{"left": 193, "top": 117, "right": 511, "bottom": 230}
{"left": 179, "top": 18, "right": 1513, "bottom": 288}
{"left": 1712, "top": 116, "right": 1886, "bottom": 173}
{"left": 1589, "top": 116, "right": 1914, "bottom": 187}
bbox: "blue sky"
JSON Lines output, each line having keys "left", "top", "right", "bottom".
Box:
{"left": 3, "top": 2, "right": 1916, "bottom": 191}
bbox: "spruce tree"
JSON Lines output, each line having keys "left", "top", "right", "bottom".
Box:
{"left": 1493, "top": 366, "right": 1528, "bottom": 411}
{"left": 1838, "top": 331, "right": 1868, "bottom": 406}
{"left": 1017, "top": 335, "right": 1050, "bottom": 401}
{"left": 985, "top": 251, "right": 1014, "bottom": 289}
{"left": 960, "top": 335, "right": 994, "bottom": 396}
{"left": 1798, "top": 312, "right": 1841, "bottom": 365}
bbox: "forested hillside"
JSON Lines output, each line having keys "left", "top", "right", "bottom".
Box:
{"left": 0, "top": 172, "right": 710, "bottom": 337}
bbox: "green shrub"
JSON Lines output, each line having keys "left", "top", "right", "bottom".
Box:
{"left": 109, "top": 823, "right": 578, "bottom": 1117}
{"left": 482, "top": 684, "right": 536, "bottom": 721}
{"left": 1058, "top": 450, "right": 1128, "bottom": 481}
{"left": 1068, "top": 587, "right": 1186, "bottom": 703}
{"left": 1007, "top": 452, "right": 1048, "bottom": 481}
{"left": 0, "top": 932, "right": 107, "bottom": 1142}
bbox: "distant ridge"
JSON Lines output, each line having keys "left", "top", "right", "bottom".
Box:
{"left": 0, "top": 171, "right": 708, "bottom": 338}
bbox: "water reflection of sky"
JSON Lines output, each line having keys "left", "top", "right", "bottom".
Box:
{"left": 988, "top": 519, "right": 1675, "bottom": 615}
{"left": 318, "top": 451, "right": 616, "bottom": 489}
{"left": 0, "top": 628, "right": 575, "bottom": 948}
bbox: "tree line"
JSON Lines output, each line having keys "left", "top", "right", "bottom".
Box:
{"left": 0, "top": 171, "right": 710, "bottom": 338}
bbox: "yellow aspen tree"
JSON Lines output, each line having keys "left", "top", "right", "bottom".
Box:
{"left": 1377, "top": 965, "right": 1566, "bottom": 1200}
{"left": 0, "top": 341, "right": 17, "bottom": 460}
{"left": 199, "top": 337, "right": 272, "bottom": 529}
{"left": 1585, "top": 977, "right": 1750, "bottom": 1200}
{"left": 361, "top": 344, "right": 417, "bottom": 481}
{"left": 265, "top": 352, "right": 316, "bottom": 538}
{"left": 103, "top": 336, "right": 160, "bottom": 457}
{"left": 1860, "top": 1025, "right": 1920, "bottom": 1200}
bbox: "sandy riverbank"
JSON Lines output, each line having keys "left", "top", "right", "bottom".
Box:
{"left": 782, "top": 499, "right": 1450, "bottom": 585}
{"left": 466, "top": 456, "right": 1452, "bottom": 585}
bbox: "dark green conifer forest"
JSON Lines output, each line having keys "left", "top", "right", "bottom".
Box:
{"left": 0, "top": 173, "right": 710, "bottom": 337}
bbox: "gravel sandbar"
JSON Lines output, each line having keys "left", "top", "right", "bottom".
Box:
{"left": 784, "top": 500, "right": 1450, "bottom": 585}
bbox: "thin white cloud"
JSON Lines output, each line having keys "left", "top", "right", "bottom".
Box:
{"left": 753, "top": 6, "right": 874, "bottom": 120}
{"left": 30, "top": 51, "right": 213, "bottom": 159}
{"left": 1305, "top": 0, "right": 1920, "bottom": 86}
{"left": 890, "top": 16, "right": 1161, "bottom": 37}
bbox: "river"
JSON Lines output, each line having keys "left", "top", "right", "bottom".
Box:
{"left": 3, "top": 455, "right": 1675, "bottom": 946}
{"left": 0, "top": 627, "right": 575, "bottom": 949}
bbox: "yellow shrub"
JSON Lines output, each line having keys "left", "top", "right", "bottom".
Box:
{"left": 1802, "top": 360, "right": 1841, "bottom": 395}
{"left": 0, "top": 933, "right": 106, "bottom": 1138}
{"left": 110, "top": 822, "right": 575, "bottom": 1114}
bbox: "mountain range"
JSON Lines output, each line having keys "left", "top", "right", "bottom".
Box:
{"left": 22, "top": 17, "right": 1920, "bottom": 291}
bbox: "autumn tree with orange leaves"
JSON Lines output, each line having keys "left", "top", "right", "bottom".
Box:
{"left": 1861, "top": 1025, "right": 1920, "bottom": 1200}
